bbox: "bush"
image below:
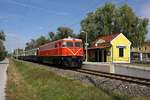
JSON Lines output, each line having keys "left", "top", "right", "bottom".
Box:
{"left": 0, "top": 42, "right": 6, "bottom": 61}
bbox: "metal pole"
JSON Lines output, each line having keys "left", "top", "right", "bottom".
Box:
{"left": 85, "top": 32, "right": 88, "bottom": 62}
{"left": 7, "top": 33, "right": 21, "bottom": 59}
{"left": 17, "top": 48, "right": 18, "bottom": 59}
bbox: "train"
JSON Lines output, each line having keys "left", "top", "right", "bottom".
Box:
{"left": 17, "top": 37, "right": 83, "bottom": 68}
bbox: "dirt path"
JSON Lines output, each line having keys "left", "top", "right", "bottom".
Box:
{"left": 0, "top": 59, "right": 9, "bottom": 100}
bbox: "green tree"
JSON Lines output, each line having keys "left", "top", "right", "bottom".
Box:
{"left": 36, "top": 36, "right": 49, "bottom": 47}
{"left": 48, "top": 32, "right": 55, "bottom": 41}
{"left": 0, "top": 31, "right": 6, "bottom": 61}
{"left": 25, "top": 36, "right": 49, "bottom": 50}
{"left": 0, "top": 44, "right": 6, "bottom": 61}
{"left": 25, "top": 26, "right": 77, "bottom": 50}
{"left": 25, "top": 39, "right": 36, "bottom": 50}
{"left": 80, "top": 3, "right": 149, "bottom": 47}
{"left": 0, "top": 31, "right": 5, "bottom": 41}
{"left": 56, "top": 26, "right": 73, "bottom": 39}
{"left": 50, "top": 26, "right": 77, "bottom": 41}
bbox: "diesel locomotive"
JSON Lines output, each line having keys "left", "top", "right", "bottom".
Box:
{"left": 18, "top": 37, "right": 83, "bottom": 67}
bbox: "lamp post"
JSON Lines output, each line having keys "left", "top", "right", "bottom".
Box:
{"left": 81, "top": 31, "right": 88, "bottom": 62}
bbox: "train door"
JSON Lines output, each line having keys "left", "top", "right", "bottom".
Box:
{"left": 58, "top": 42, "right": 62, "bottom": 55}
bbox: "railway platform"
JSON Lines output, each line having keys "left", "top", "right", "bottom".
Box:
{"left": 82, "top": 62, "right": 150, "bottom": 79}
{"left": 82, "top": 62, "right": 112, "bottom": 73}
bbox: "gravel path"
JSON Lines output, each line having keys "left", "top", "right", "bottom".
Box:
{"left": 0, "top": 59, "right": 9, "bottom": 100}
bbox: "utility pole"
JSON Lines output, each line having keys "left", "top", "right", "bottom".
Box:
{"left": 85, "top": 31, "right": 88, "bottom": 62}
{"left": 7, "top": 33, "right": 21, "bottom": 59}
{"left": 81, "top": 31, "right": 88, "bottom": 62}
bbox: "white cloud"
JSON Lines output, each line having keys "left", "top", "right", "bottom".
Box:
{"left": 0, "top": 13, "right": 26, "bottom": 22}
{"left": 55, "top": 12, "right": 70, "bottom": 16}
{"left": 0, "top": 16, "right": 8, "bottom": 20}
{"left": 39, "top": 27, "right": 43, "bottom": 30}
{"left": 7, "top": 0, "right": 70, "bottom": 16}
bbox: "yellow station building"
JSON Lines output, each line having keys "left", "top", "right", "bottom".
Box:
{"left": 88, "top": 33, "right": 131, "bottom": 63}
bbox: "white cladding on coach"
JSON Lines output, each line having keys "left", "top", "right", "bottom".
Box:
{"left": 17, "top": 48, "right": 38, "bottom": 56}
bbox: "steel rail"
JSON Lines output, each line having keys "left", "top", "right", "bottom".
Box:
{"left": 76, "top": 68, "right": 150, "bottom": 86}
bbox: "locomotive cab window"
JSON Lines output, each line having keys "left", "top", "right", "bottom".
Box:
{"left": 62, "top": 42, "right": 73, "bottom": 47}
{"left": 66, "top": 42, "right": 73, "bottom": 47}
{"left": 75, "top": 42, "right": 81, "bottom": 47}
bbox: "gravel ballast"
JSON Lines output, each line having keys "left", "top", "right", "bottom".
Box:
{"left": 24, "top": 61, "right": 150, "bottom": 97}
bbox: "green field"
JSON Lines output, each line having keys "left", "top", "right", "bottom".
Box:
{"left": 6, "top": 59, "right": 148, "bottom": 100}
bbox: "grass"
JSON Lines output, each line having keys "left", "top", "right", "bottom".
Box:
{"left": 6, "top": 59, "right": 149, "bottom": 100}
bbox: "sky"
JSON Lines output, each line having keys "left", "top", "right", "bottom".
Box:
{"left": 0, "top": 0, "right": 150, "bottom": 52}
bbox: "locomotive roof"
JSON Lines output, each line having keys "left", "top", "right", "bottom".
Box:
{"left": 39, "top": 38, "right": 82, "bottom": 48}
{"left": 62, "top": 38, "right": 82, "bottom": 41}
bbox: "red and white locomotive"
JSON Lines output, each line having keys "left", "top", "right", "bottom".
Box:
{"left": 19, "top": 37, "right": 83, "bottom": 67}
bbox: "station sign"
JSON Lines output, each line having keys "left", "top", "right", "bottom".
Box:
{"left": 85, "top": 43, "right": 89, "bottom": 46}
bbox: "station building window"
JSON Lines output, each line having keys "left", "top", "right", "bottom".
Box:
{"left": 145, "top": 47, "right": 147, "bottom": 51}
{"left": 119, "top": 48, "right": 124, "bottom": 57}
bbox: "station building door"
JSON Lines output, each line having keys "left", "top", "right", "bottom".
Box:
{"left": 104, "top": 50, "right": 107, "bottom": 62}
{"left": 95, "top": 49, "right": 107, "bottom": 62}
{"left": 95, "top": 49, "right": 101, "bottom": 62}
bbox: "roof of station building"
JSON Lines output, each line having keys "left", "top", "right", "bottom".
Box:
{"left": 89, "top": 33, "right": 120, "bottom": 49}
{"left": 96, "top": 33, "right": 119, "bottom": 43}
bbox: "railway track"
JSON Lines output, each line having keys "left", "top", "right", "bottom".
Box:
{"left": 76, "top": 68, "right": 150, "bottom": 86}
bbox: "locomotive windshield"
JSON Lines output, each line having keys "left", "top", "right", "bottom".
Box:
{"left": 62, "top": 41, "right": 73, "bottom": 47}
{"left": 62, "top": 41, "right": 82, "bottom": 47}
{"left": 75, "top": 42, "right": 81, "bottom": 47}
{"left": 66, "top": 42, "right": 73, "bottom": 47}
